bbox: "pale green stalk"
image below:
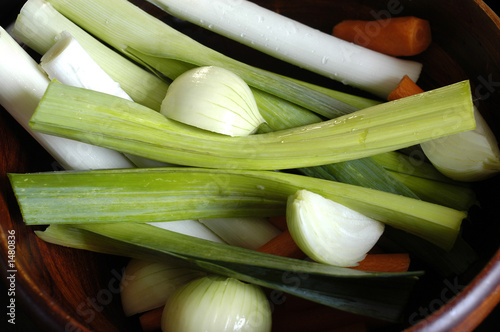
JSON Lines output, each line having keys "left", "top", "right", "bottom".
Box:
{"left": 13, "top": 0, "right": 168, "bottom": 111}
{"left": 0, "top": 26, "right": 135, "bottom": 170}
{"left": 12, "top": 0, "right": 423, "bottom": 200}
{"left": 29, "top": 80, "right": 476, "bottom": 172}
{"left": 10, "top": 167, "right": 467, "bottom": 250}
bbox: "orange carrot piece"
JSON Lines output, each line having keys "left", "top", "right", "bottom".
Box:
{"left": 257, "top": 229, "right": 307, "bottom": 259}
{"left": 349, "top": 253, "right": 411, "bottom": 272}
{"left": 387, "top": 74, "right": 425, "bottom": 101}
{"left": 332, "top": 16, "right": 432, "bottom": 56}
{"left": 139, "top": 306, "right": 163, "bottom": 332}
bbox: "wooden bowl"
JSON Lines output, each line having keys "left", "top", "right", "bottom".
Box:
{"left": 1, "top": 0, "right": 500, "bottom": 331}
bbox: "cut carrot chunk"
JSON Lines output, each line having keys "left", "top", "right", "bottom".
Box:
{"left": 387, "top": 74, "right": 425, "bottom": 100}
{"left": 333, "top": 16, "right": 432, "bottom": 56}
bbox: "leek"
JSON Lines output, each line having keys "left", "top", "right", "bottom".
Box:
{"left": 0, "top": 26, "right": 135, "bottom": 170}
{"left": 147, "top": 0, "right": 423, "bottom": 99}
{"left": 162, "top": 275, "right": 272, "bottom": 332}
{"left": 35, "top": 223, "right": 420, "bottom": 322}
{"left": 29, "top": 80, "right": 475, "bottom": 171}
{"left": 199, "top": 218, "right": 281, "bottom": 250}
{"left": 148, "top": 220, "right": 226, "bottom": 243}
{"left": 10, "top": 167, "right": 466, "bottom": 250}
{"left": 12, "top": 0, "right": 426, "bottom": 201}
{"left": 44, "top": 0, "right": 360, "bottom": 119}
{"left": 39, "top": 31, "right": 133, "bottom": 101}
{"left": 13, "top": 0, "right": 169, "bottom": 111}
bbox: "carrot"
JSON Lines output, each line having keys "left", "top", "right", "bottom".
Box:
{"left": 139, "top": 306, "right": 163, "bottom": 332}
{"left": 332, "top": 16, "right": 432, "bottom": 56}
{"left": 349, "top": 253, "right": 411, "bottom": 272}
{"left": 257, "top": 229, "right": 307, "bottom": 259}
{"left": 387, "top": 74, "right": 424, "bottom": 101}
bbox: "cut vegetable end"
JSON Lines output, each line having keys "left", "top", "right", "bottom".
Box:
{"left": 161, "top": 66, "right": 265, "bottom": 137}
{"left": 286, "top": 190, "right": 385, "bottom": 267}
{"left": 333, "top": 17, "right": 432, "bottom": 57}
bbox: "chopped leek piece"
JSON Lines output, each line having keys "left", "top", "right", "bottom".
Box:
{"left": 40, "top": 31, "right": 133, "bottom": 101}
{"left": 29, "top": 80, "right": 475, "bottom": 171}
{"left": 199, "top": 218, "right": 281, "bottom": 250}
{"left": 147, "top": 0, "right": 422, "bottom": 98}
{"left": 44, "top": 0, "right": 360, "bottom": 119}
{"left": 148, "top": 220, "right": 226, "bottom": 243}
{"left": 421, "top": 107, "right": 500, "bottom": 181}
{"left": 0, "top": 26, "right": 134, "bottom": 171}
{"left": 10, "top": 167, "right": 466, "bottom": 250}
{"left": 162, "top": 275, "right": 272, "bottom": 332}
{"left": 161, "top": 66, "right": 265, "bottom": 136}
{"left": 14, "top": 0, "right": 169, "bottom": 111}
{"left": 121, "top": 258, "right": 206, "bottom": 316}
{"left": 286, "top": 190, "right": 385, "bottom": 267}
{"left": 35, "top": 223, "right": 420, "bottom": 322}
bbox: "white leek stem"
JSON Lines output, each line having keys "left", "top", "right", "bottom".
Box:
{"left": 148, "top": 220, "right": 226, "bottom": 243}
{"left": 286, "top": 190, "right": 385, "bottom": 267}
{"left": 40, "top": 31, "right": 133, "bottom": 101}
{"left": 13, "top": 0, "right": 169, "bottom": 111}
{"left": 421, "top": 107, "right": 500, "bottom": 181}
{"left": 0, "top": 27, "right": 134, "bottom": 170}
{"left": 199, "top": 217, "right": 281, "bottom": 250}
{"left": 147, "top": 0, "right": 422, "bottom": 98}
{"left": 40, "top": 30, "right": 170, "bottom": 169}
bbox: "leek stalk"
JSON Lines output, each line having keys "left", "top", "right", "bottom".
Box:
{"left": 12, "top": 0, "right": 425, "bottom": 201}
{"left": 10, "top": 167, "right": 466, "bottom": 250}
{"left": 29, "top": 80, "right": 475, "bottom": 171}
{"left": 13, "top": 0, "right": 169, "bottom": 111}
{"left": 147, "top": 0, "right": 423, "bottom": 98}
{"left": 198, "top": 218, "right": 281, "bottom": 250}
{"left": 39, "top": 31, "right": 133, "bottom": 101}
{"left": 44, "top": 0, "right": 360, "bottom": 119}
{"left": 35, "top": 223, "right": 420, "bottom": 322}
{"left": 0, "top": 26, "right": 135, "bottom": 170}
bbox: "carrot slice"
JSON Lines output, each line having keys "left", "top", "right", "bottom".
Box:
{"left": 349, "top": 253, "right": 411, "bottom": 272}
{"left": 257, "top": 229, "right": 307, "bottom": 259}
{"left": 387, "top": 74, "right": 425, "bottom": 100}
{"left": 332, "top": 16, "right": 432, "bottom": 56}
{"left": 139, "top": 306, "right": 163, "bottom": 332}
